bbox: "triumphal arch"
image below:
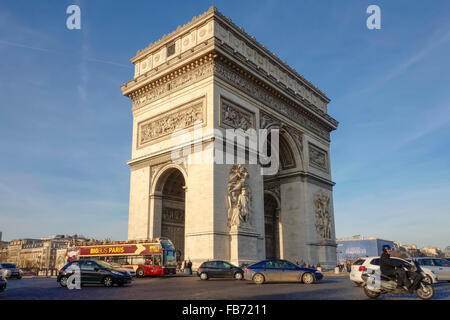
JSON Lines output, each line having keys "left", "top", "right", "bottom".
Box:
{"left": 121, "top": 7, "right": 339, "bottom": 268}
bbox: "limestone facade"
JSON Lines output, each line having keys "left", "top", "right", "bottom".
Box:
{"left": 121, "top": 7, "right": 339, "bottom": 268}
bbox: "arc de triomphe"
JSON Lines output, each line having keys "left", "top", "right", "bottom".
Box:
{"left": 121, "top": 7, "right": 339, "bottom": 268}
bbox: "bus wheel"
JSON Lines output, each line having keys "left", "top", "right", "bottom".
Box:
{"left": 136, "top": 268, "right": 145, "bottom": 278}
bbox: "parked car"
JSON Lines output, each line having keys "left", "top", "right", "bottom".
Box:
{"left": 108, "top": 262, "right": 136, "bottom": 278}
{"left": 244, "top": 259, "right": 323, "bottom": 284}
{"left": 0, "top": 270, "right": 7, "bottom": 292}
{"left": 57, "top": 260, "right": 132, "bottom": 287}
{"left": 413, "top": 257, "right": 450, "bottom": 282}
{"left": 350, "top": 257, "right": 437, "bottom": 285}
{"left": 0, "top": 263, "right": 23, "bottom": 279}
{"left": 197, "top": 260, "right": 244, "bottom": 280}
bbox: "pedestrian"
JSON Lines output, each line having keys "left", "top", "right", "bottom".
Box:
{"left": 185, "top": 259, "right": 192, "bottom": 275}
{"left": 182, "top": 260, "right": 187, "bottom": 272}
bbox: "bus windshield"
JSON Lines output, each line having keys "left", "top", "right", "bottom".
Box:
{"left": 164, "top": 250, "right": 177, "bottom": 267}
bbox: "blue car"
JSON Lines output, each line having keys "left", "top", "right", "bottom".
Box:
{"left": 244, "top": 259, "right": 323, "bottom": 284}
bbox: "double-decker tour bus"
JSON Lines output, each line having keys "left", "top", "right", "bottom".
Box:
{"left": 66, "top": 238, "right": 177, "bottom": 277}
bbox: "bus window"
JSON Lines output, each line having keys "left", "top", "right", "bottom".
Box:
{"left": 154, "top": 255, "right": 162, "bottom": 266}
{"left": 133, "top": 256, "right": 145, "bottom": 265}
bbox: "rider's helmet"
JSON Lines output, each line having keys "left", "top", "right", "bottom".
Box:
{"left": 382, "top": 245, "right": 391, "bottom": 252}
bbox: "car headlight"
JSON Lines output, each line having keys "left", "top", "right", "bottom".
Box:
{"left": 111, "top": 271, "right": 123, "bottom": 276}
{"left": 19, "top": 269, "right": 23, "bottom": 274}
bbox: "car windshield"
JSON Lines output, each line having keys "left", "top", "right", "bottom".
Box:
{"left": 96, "top": 260, "right": 113, "bottom": 269}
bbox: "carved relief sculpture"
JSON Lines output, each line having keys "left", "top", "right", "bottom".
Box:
{"left": 138, "top": 101, "right": 204, "bottom": 146}
{"left": 309, "top": 143, "right": 328, "bottom": 172}
{"left": 314, "top": 193, "right": 332, "bottom": 240}
{"left": 227, "top": 165, "right": 252, "bottom": 228}
{"left": 221, "top": 99, "right": 254, "bottom": 130}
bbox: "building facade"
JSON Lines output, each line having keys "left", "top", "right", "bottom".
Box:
{"left": 121, "top": 7, "right": 339, "bottom": 268}
{"left": 6, "top": 235, "right": 86, "bottom": 272}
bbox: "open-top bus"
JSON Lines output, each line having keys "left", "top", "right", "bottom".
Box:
{"left": 66, "top": 238, "right": 177, "bottom": 277}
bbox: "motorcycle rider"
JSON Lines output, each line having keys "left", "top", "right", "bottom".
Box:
{"left": 380, "top": 245, "right": 412, "bottom": 291}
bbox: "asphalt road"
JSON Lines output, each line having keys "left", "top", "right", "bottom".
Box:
{"left": 1, "top": 274, "right": 449, "bottom": 300}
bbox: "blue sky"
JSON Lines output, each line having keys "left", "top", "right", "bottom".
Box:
{"left": 0, "top": 1, "right": 449, "bottom": 249}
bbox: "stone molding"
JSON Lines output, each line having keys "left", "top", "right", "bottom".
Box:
{"left": 130, "top": 56, "right": 215, "bottom": 110}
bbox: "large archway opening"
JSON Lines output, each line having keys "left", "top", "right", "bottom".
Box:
{"left": 263, "top": 130, "right": 300, "bottom": 260}
{"left": 158, "top": 168, "right": 186, "bottom": 261}
{"left": 264, "top": 193, "right": 280, "bottom": 259}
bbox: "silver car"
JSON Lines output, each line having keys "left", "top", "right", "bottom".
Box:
{"left": 0, "top": 263, "right": 22, "bottom": 279}
{"left": 414, "top": 257, "right": 450, "bottom": 282}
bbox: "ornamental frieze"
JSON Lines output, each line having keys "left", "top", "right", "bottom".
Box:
{"left": 162, "top": 207, "right": 185, "bottom": 224}
{"left": 308, "top": 143, "right": 328, "bottom": 172}
{"left": 138, "top": 99, "right": 204, "bottom": 147}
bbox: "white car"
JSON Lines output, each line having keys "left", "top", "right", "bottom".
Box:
{"left": 350, "top": 257, "right": 438, "bottom": 285}
{"left": 414, "top": 258, "right": 450, "bottom": 282}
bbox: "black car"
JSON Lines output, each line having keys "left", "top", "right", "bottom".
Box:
{"left": 57, "top": 260, "right": 132, "bottom": 287}
{"left": 197, "top": 260, "right": 244, "bottom": 280}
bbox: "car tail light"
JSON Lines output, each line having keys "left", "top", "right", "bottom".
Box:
{"left": 359, "top": 266, "right": 366, "bottom": 272}
{"left": 245, "top": 268, "right": 250, "bottom": 272}
{"left": 198, "top": 267, "right": 202, "bottom": 271}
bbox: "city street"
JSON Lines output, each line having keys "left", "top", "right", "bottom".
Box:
{"left": 1, "top": 274, "right": 449, "bottom": 300}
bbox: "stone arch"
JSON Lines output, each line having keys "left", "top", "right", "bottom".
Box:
{"left": 151, "top": 164, "right": 187, "bottom": 261}
{"left": 264, "top": 191, "right": 281, "bottom": 259}
{"left": 264, "top": 126, "right": 303, "bottom": 172}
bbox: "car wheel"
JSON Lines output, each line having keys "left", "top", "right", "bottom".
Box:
{"left": 363, "top": 286, "right": 380, "bottom": 299}
{"left": 200, "top": 272, "right": 208, "bottom": 280}
{"left": 59, "top": 276, "right": 68, "bottom": 287}
{"left": 234, "top": 272, "right": 243, "bottom": 280}
{"left": 136, "top": 268, "right": 145, "bottom": 278}
{"left": 103, "top": 276, "right": 113, "bottom": 287}
{"left": 302, "top": 273, "right": 314, "bottom": 284}
{"left": 252, "top": 273, "right": 265, "bottom": 285}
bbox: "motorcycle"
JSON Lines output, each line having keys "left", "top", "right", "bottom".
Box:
{"left": 361, "top": 259, "right": 434, "bottom": 300}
